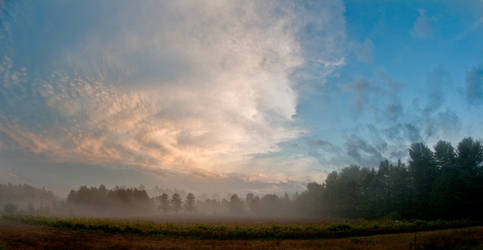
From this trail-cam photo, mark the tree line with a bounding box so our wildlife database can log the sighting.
[2,137,482,220]
[66,185,153,216]
[297,137,483,220]
[0,183,56,215]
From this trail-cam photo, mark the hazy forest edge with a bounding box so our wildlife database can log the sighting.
[1,137,482,221]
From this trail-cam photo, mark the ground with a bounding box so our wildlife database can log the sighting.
[0,218,482,249]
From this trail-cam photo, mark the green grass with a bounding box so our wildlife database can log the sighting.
[3,214,481,240]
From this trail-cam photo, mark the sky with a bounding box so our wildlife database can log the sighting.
[0,0,482,196]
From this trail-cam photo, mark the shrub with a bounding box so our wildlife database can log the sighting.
[327,223,353,232]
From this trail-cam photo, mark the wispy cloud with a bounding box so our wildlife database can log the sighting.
[453,16,483,41]
[465,66,483,105]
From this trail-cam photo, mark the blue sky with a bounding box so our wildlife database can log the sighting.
[286,0,483,171]
[0,0,482,195]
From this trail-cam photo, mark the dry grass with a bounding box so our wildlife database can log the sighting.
[0,218,482,249]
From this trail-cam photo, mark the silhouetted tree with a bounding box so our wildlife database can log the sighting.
[456,137,482,176]
[293,137,483,220]
[455,137,483,218]
[434,140,456,170]
[409,143,437,217]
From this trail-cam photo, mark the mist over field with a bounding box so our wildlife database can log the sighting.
[1,136,482,223]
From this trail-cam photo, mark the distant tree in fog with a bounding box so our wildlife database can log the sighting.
[3,203,17,214]
[185,193,196,212]
[0,183,56,205]
[158,193,170,214]
[66,185,152,215]
[171,193,182,213]
[229,194,244,214]
[200,198,221,215]
[245,193,259,214]
[27,202,35,214]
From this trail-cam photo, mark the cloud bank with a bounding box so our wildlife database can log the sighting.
[0,0,346,185]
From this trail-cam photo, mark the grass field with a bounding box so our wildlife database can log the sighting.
[2,214,481,240]
[0,217,482,250]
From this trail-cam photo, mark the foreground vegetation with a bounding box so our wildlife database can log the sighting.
[3,214,481,240]
[1,217,482,250]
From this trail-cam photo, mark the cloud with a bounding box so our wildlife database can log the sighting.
[424,67,450,114]
[302,138,352,169]
[344,135,385,167]
[307,139,340,153]
[453,16,483,41]
[300,65,462,168]
[411,9,434,39]
[403,123,423,143]
[385,103,403,121]
[345,78,381,113]
[424,109,461,138]
[465,65,483,105]
[0,150,308,196]
[0,0,346,183]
